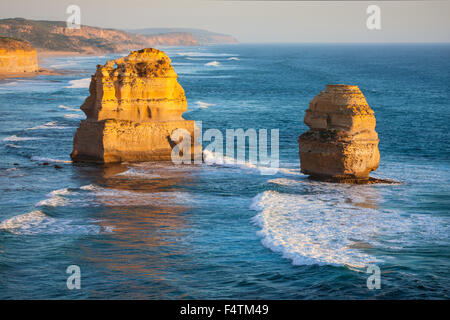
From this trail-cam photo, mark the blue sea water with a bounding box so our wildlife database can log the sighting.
[0,44,449,299]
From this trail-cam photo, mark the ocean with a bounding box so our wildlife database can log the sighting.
[0,44,449,299]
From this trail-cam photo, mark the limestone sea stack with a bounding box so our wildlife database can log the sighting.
[71,48,198,163]
[298,85,380,183]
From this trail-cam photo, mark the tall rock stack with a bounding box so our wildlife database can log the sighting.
[71,48,198,163]
[298,85,380,183]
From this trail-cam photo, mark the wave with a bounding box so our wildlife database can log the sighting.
[36,195,69,207]
[63,113,84,119]
[3,135,41,142]
[1,81,19,86]
[0,210,111,235]
[115,168,161,179]
[35,188,78,207]
[5,143,20,148]
[65,78,91,89]
[205,61,221,67]
[58,105,81,112]
[195,101,216,109]
[227,57,240,60]
[48,61,77,69]
[30,156,72,163]
[202,150,281,175]
[250,183,450,269]
[31,184,192,208]
[177,52,234,57]
[250,190,382,269]
[27,121,71,130]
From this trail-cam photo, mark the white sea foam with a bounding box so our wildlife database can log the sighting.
[64,113,84,119]
[48,61,77,69]
[250,182,450,269]
[30,156,72,163]
[2,81,19,86]
[227,57,240,60]
[115,168,161,179]
[50,188,78,196]
[195,101,216,109]
[59,105,81,112]
[79,183,191,207]
[0,211,49,234]
[0,210,108,235]
[202,150,279,175]
[5,143,20,148]
[35,188,78,207]
[27,121,70,130]
[3,135,40,142]
[177,52,233,57]
[250,190,384,269]
[79,184,96,191]
[205,61,221,67]
[36,195,69,207]
[65,78,91,89]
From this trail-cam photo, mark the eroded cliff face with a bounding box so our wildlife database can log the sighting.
[298,85,380,182]
[0,37,38,73]
[71,48,198,163]
[0,18,199,54]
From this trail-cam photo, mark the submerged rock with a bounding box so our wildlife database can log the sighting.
[71,48,198,163]
[298,85,380,183]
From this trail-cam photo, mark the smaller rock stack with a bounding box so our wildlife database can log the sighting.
[298,85,380,183]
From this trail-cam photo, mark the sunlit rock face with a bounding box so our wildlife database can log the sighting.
[298,85,380,182]
[71,48,198,163]
[0,37,39,73]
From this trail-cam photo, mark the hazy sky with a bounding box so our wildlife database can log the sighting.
[0,0,449,42]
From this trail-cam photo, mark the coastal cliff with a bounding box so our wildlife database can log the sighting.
[0,18,198,54]
[0,37,38,73]
[0,18,236,54]
[128,28,238,44]
[71,48,198,163]
[298,85,380,183]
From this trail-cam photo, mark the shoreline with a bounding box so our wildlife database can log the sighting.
[37,50,98,58]
[0,68,64,80]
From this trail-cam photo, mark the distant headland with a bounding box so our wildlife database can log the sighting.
[0,18,238,55]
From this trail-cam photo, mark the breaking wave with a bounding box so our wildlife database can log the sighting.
[195,101,216,109]
[31,156,72,163]
[5,143,20,148]
[202,150,283,175]
[63,113,84,119]
[32,184,192,209]
[115,168,161,179]
[59,105,81,112]
[250,180,449,269]
[205,61,221,67]
[3,135,41,142]
[27,121,71,130]
[0,210,110,235]
[177,52,234,57]
[65,78,90,89]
